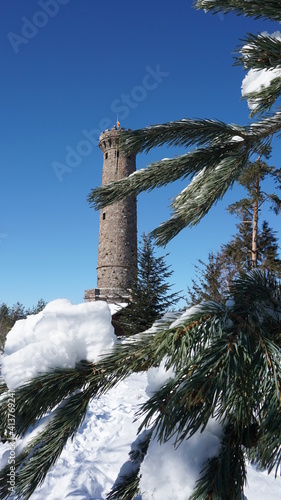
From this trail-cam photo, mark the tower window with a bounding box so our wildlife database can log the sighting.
[103,213,106,220]
[105,152,108,159]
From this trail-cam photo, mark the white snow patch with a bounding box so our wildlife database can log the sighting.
[108,302,128,315]
[146,359,175,397]
[230,135,244,142]
[1,299,115,389]
[242,68,281,110]
[170,303,205,328]
[140,418,223,500]
[241,31,281,110]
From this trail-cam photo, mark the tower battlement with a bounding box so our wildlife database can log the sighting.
[98,127,132,149]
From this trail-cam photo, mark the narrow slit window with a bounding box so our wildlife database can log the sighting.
[103,212,106,220]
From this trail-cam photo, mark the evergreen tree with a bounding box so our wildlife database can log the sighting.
[1,2,281,499]
[26,299,46,316]
[259,220,281,274]
[117,233,181,336]
[0,300,46,351]
[0,304,11,351]
[187,219,281,306]
[9,302,26,324]
[223,217,281,275]
[187,251,226,305]
[225,157,281,269]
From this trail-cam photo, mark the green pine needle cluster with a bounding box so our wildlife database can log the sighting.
[195,0,281,22]
[236,33,281,71]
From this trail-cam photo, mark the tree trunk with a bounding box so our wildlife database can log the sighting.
[251,176,259,268]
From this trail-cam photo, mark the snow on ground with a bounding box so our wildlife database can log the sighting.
[31,373,147,500]
[139,417,223,500]
[0,300,281,499]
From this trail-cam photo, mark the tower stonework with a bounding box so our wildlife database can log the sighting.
[84,127,137,303]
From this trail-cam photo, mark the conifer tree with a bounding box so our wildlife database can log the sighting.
[223,217,281,275]
[0,300,46,351]
[225,156,281,269]
[1,2,281,499]
[259,220,281,274]
[0,304,11,351]
[116,233,181,336]
[187,220,281,306]
[187,251,226,305]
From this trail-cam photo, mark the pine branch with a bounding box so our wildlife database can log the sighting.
[106,429,153,500]
[137,318,231,443]
[0,378,8,396]
[0,391,90,499]
[236,33,281,71]
[106,472,140,500]
[136,270,281,448]
[195,0,281,22]
[92,316,181,388]
[243,78,281,117]
[118,119,247,154]
[0,319,181,499]
[0,361,94,437]
[189,423,247,500]
[249,111,281,139]
[229,267,280,310]
[88,153,204,208]
[152,150,250,245]
[88,139,249,211]
[256,384,281,475]
[133,272,281,498]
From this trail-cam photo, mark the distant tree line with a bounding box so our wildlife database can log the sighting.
[0,299,46,351]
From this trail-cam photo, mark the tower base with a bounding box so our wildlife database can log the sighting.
[84,288,130,304]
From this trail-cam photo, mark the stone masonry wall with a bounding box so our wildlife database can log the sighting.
[85,127,137,302]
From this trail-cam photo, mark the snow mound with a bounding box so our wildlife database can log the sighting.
[1,299,115,390]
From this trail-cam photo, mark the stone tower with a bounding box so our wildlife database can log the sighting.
[84,127,137,303]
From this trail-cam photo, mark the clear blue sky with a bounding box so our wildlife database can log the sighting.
[1,0,281,308]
